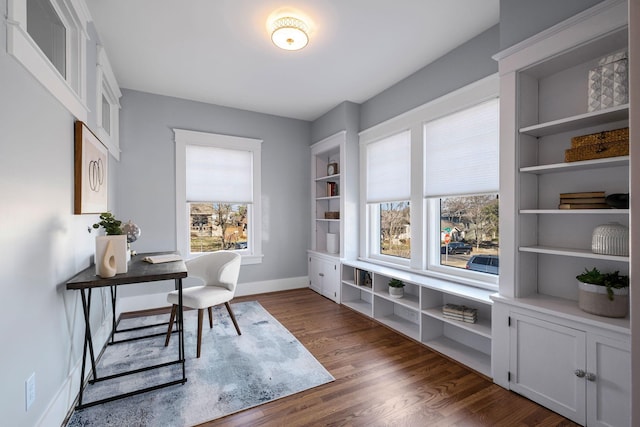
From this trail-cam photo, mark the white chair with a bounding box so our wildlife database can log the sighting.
[165,251,242,358]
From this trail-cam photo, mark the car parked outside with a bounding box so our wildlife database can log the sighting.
[440,242,473,255]
[465,255,499,275]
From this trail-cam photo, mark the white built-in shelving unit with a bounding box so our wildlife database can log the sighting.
[341,260,494,377]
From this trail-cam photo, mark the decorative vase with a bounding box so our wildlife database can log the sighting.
[591,222,629,256]
[577,281,629,318]
[95,235,128,275]
[326,233,339,254]
[388,286,404,299]
[98,240,117,278]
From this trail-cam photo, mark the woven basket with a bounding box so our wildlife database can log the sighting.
[570,127,628,148]
[565,140,629,162]
[324,211,340,219]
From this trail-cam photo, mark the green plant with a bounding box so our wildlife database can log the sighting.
[576,267,629,301]
[388,278,405,288]
[92,212,123,235]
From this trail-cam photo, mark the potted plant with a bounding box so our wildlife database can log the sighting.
[576,267,629,318]
[92,212,128,275]
[388,278,405,299]
[92,212,123,235]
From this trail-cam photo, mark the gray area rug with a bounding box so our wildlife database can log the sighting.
[66,301,334,426]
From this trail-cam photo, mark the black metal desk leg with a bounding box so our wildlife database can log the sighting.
[110,285,117,344]
[78,288,98,406]
[177,277,186,379]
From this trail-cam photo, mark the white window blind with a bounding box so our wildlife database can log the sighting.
[366,130,411,203]
[423,98,499,197]
[186,145,253,203]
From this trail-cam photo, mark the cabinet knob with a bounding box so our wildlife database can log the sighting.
[585,372,596,382]
[319,273,324,277]
[574,369,586,378]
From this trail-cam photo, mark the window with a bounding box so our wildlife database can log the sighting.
[425,98,499,283]
[96,46,122,159]
[359,74,499,288]
[8,0,89,120]
[364,130,411,264]
[174,129,263,264]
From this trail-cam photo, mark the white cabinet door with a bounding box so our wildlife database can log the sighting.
[309,256,322,294]
[586,334,631,427]
[509,313,586,425]
[321,260,339,303]
[308,255,340,303]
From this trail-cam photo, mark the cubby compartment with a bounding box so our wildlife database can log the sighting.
[373,295,420,341]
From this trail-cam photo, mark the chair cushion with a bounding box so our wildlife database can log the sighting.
[167,286,234,309]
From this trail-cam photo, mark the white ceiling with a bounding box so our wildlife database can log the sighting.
[86,0,500,121]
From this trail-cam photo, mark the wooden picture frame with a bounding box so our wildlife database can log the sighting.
[74,121,108,214]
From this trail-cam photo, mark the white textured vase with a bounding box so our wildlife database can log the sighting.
[326,233,339,254]
[591,221,629,256]
[95,235,128,275]
[578,281,629,318]
[388,286,404,299]
[98,240,117,278]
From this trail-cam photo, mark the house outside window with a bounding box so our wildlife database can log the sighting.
[174,129,263,264]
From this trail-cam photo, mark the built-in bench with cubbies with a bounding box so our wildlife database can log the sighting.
[341,260,494,378]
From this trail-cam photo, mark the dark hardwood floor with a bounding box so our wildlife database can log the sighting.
[183,288,579,427]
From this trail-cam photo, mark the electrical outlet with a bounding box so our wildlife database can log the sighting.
[25,372,35,411]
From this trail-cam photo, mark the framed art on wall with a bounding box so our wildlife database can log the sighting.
[74,121,108,214]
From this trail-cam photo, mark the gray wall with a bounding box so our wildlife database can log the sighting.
[359,25,500,130]
[115,90,311,299]
[499,0,604,50]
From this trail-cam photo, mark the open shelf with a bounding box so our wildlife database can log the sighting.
[422,307,492,339]
[424,336,491,377]
[520,156,629,174]
[519,104,628,137]
[519,245,629,262]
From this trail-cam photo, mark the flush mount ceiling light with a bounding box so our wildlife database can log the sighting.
[270,16,309,51]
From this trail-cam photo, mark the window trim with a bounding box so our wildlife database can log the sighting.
[174,129,263,264]
[358,74,499,288]
[7,0,89,120]
[95,45,122,159]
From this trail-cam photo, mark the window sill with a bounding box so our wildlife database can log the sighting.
[357,256,499,293]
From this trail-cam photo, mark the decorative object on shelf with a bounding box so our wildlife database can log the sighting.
[98,239,117,278]
[326,233,339,254]
[122,220,142,256]
[558,191,608,209]
[388,278,405,299]
[92,212,128,274]
[588,49,628,112]
[324,211,340,219]
[326,181,338,197]
[74,121,109,214]
[442,304,478,324]
[327,162,338,176]
[564,127,629,162]
[354,268,372,288]
[605,193,629,209]
[591,221,629,256]
[576,267,629,318]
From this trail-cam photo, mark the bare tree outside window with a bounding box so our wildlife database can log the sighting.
[380,201,410,259]
[189,203,248,253]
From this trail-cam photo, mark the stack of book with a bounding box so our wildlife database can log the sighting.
[442,304,477,324]
[558,191,609,209]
